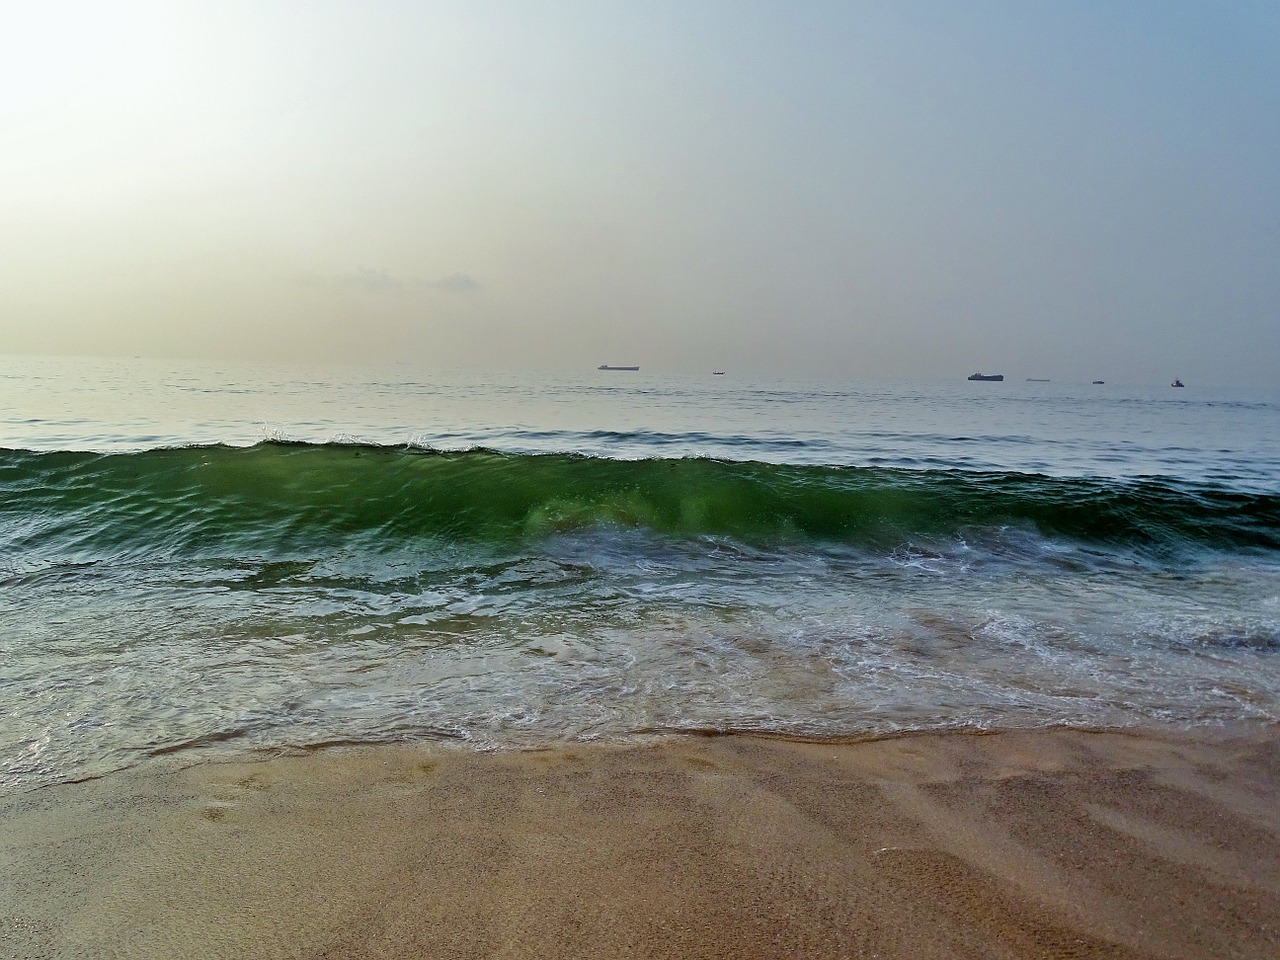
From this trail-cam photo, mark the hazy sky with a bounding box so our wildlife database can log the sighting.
[2,1,1277,383]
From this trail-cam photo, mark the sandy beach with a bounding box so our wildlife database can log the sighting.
[2,726,1278,960]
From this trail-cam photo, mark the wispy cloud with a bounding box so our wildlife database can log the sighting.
[294,269,482,296]
[349,268,406,295]
[428,272,481,293]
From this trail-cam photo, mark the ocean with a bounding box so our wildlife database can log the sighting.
[2,354,1278,790]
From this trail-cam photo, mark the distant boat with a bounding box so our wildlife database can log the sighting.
[967,373,1004,381]
[712,371,725,376]
[598,364,639,371]
[1171,379,1184,387]
[1026,378,1050,382]
[1092,380,1105,384]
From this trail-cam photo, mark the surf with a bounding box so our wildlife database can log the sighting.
[2,442,1277,564]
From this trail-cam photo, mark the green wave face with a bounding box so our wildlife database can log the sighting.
[1,443,1277,562]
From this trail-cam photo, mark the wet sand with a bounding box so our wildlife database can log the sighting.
[2,726,1278,959]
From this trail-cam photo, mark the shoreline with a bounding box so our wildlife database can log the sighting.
[3,725,1278,959]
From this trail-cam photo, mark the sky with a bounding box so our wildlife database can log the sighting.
[1,1,1277,384]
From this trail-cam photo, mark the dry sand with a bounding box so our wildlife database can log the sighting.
[2,726,1278,959]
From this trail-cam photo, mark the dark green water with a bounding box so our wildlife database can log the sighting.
[4,443,1277,560]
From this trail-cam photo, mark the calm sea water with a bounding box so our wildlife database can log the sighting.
[2,355,1278,789]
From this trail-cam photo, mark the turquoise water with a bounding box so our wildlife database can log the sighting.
[2,355,1278,788]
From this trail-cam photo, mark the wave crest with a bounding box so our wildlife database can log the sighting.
[1,442,1276,560]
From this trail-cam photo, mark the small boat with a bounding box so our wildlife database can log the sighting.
[598,364,639,371]
[967,373,1004,381]
[1171,379,1185,387]
[1092,380,1105,385]
[1026,378,1050,382]
[712,371,725,376]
